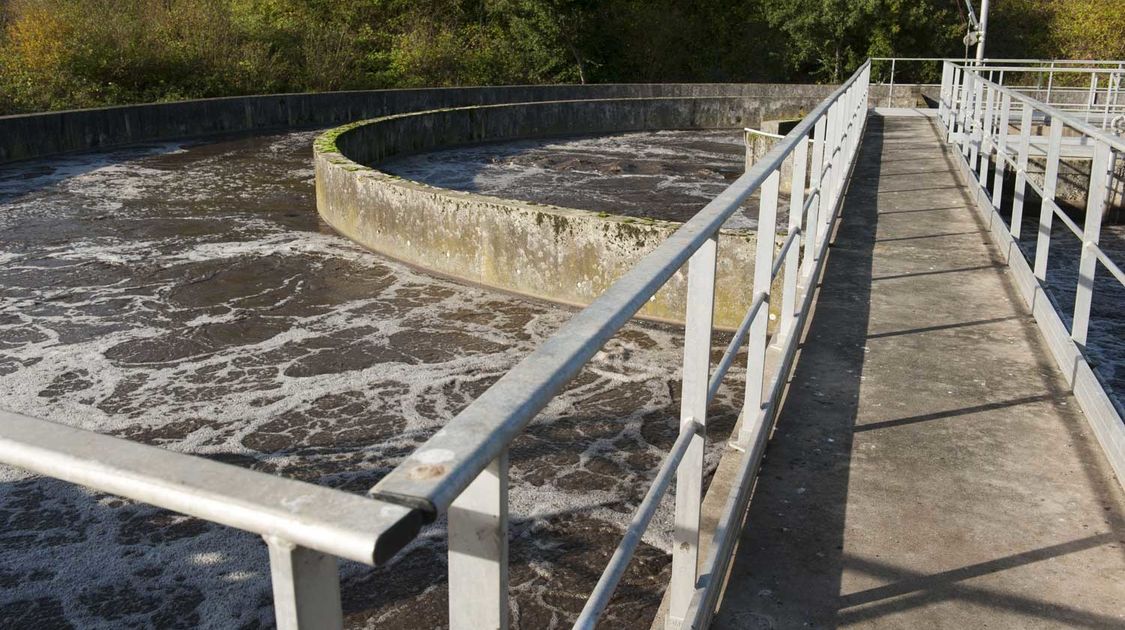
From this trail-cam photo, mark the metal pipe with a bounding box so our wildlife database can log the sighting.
[975,0,990,63]
[706,292,769,404]
[0,409,422,566]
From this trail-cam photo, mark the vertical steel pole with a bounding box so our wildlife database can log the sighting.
[1011,100,1033,240]
[991,91,1011,213]
[265,537,344,630]
[961,70,975,158]
[817,108,836,252]
[1086,74,1098,125]
[949,65,963,141]
[1071,140,1112,348]
[975,0,990,63]
[1033,117,1065,282]
[1046,62,1056,105]
[889,58,896,107]
[970,76,984,167]
[979,83,995,182]
[825,102,842,241]
[739,169,781,447]
[449,452,509,630]
[803,117,827,276]
[668,235,716,628]
[780,137,809,343]
[940,61,953,133]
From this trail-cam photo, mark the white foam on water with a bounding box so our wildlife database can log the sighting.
[0,129,744,627]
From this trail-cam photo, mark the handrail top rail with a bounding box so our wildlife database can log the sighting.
[871,56,1125,65]
[955,62,1125,153]
[955,64,1125,74]
[0,408,422,566]
[369,59,874,517]
[744,126,785,140]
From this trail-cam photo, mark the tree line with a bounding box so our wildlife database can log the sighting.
[0,0,1122,115]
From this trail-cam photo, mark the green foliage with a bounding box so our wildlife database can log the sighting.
[0,0,1120,115]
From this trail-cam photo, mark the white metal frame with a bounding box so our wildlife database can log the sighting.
[940,60,1125,488]
[871,57,1125,121]
[369,60,871,629]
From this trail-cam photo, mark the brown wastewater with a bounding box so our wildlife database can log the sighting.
[0,129,749,628]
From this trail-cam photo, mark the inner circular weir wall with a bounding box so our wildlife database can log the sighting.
[315,91,833,327]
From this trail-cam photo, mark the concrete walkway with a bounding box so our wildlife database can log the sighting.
[713,114,1125,629]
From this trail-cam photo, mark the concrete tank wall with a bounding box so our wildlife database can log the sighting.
[0,83,835,164]
[315,95,834,328]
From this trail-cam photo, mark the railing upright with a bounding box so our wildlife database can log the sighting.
[738,169,780,447]
[448,451,509,630]
[970,76,984,166]
[668,235,717,627]
[1011,102,1033,240]
[991,92,1012,217]
[265,536,344,630]
[980,84,996,182]
[780,137,809,342]
[803,117,827,277]
[1033,117,1064,282]
[1072,140,1113,349]
[960,70,974,159]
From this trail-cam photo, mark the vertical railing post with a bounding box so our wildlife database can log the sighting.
[824,102,841,243]
[889,58,896,107]
[992,92,1011,214]
[265,536,344,630]
[1033,116,1065,283]
[1011,101,1034,240]
[780,136,809,342]
[817,108,836,252]
[1045,61,1056,105]
[979,83,996,183]
[667,235,717,628]
[1071,140,1112,348]
[449,451,509,630]
[940,61,953,133]
[1086,74,1098,125]
[803,116,827,276]
[970,76,984,168]
[739,168,780,447]
[960,70,975,158]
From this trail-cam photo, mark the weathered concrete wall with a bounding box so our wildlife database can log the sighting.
[0,83,835,164]
[315,97,817,327]
[868,83,940,108]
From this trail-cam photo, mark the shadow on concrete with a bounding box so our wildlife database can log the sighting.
[835,533,1122,629]
[711,114,884,629]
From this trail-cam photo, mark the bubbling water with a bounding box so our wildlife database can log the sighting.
[0,130,746,628]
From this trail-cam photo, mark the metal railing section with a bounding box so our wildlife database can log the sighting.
[939,60,1125,486]
[368,61,871,629]
[0,63,873,629]
[0,408,425,630]
[871,57,1125,122]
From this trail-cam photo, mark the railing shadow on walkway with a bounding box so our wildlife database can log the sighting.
[708,114,885,629]
[712,113,1125,629]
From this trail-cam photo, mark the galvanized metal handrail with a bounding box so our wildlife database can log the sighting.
[0,62,873,629]
[364,60,871,629]
[871,57,1125,118]
[0,408,423,629]
[940,60,1125,488]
